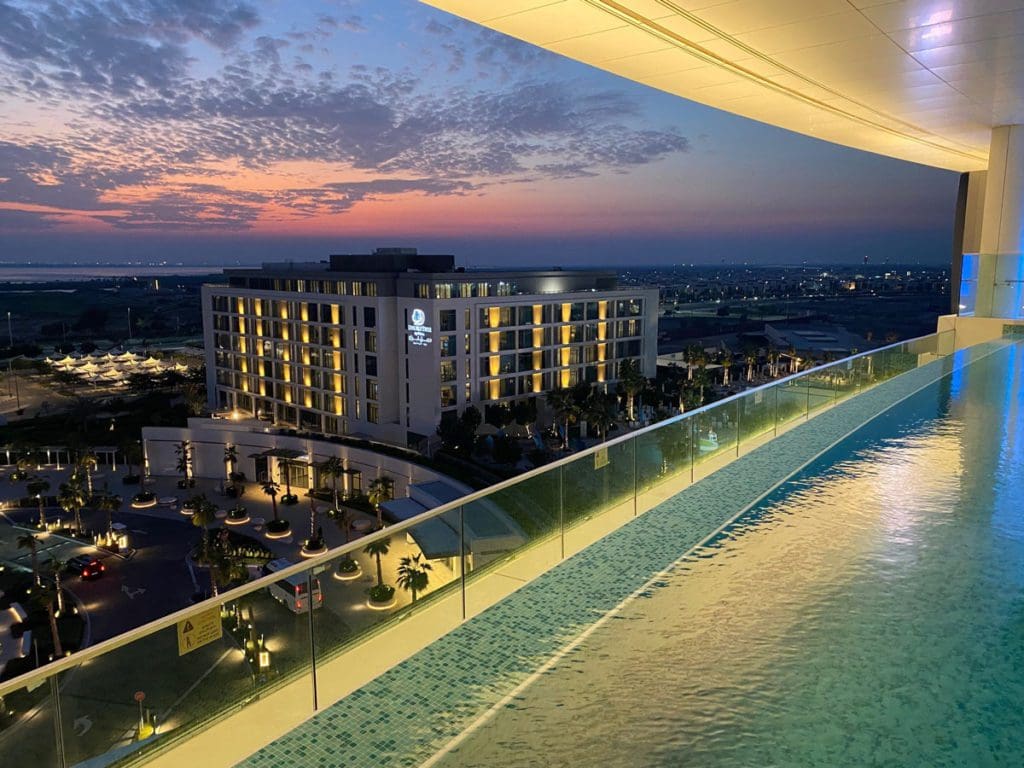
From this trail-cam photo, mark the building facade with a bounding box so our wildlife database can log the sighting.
[203,249,658,448]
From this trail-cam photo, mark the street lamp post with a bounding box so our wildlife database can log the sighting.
[6,311,12,348]
[127,307,133,342]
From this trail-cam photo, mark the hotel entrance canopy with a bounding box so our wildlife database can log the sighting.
[422,0,1024,173]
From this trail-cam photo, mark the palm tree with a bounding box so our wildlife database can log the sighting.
[17,532,41,585]
[333,505,354,543]
[26,476,50,528]
[77,450,98,499]
[48,558,67,613]
[693,366,712,405]
[98,491,120,536]
[363,536,391,587]
[57,477,87,534]
[278,459,295,502]
[318,456,344,510]
[743,346,758,382]
[545,387,576,450]
[719,354,732,386]
[584,390,617,442]
[618,359,646,422]
[367,477,393,530]
[262,479,289,535]
[223,444,238,480]
[31,578,64,659]
[175,440,192,487]
[122,440,143,483]
[189,493,219,594]
[767,347,781,378]
[303,497,325,554]
[396,553,432,603]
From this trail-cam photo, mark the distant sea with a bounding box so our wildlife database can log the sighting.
[0,264,224,283]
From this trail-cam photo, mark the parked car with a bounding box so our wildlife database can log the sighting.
[67,555,106,580]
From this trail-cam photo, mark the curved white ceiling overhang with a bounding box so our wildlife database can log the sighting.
[423,0,1024,172]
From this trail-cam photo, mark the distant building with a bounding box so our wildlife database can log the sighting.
[203,248,657,449]
[758,324,868,359]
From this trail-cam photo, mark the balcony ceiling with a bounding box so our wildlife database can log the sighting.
[421,0,1024,172]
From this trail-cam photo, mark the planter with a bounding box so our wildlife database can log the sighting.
[300,537,327,557]
[333,558,361,581]
[225,507,249,525]
[176,478,196,490]
[367,584,396,610]
[281,494,299,506]
[130,491,157,509]
[264,519,291,539]
[225,486,240,499]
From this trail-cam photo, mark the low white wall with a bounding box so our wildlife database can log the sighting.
[937,314,1024,349]
[141,419,461,498]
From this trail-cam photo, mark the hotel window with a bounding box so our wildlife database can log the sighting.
[440,385,456,408]
[364,331,377,353]
[440,335,456,357]
[367,379,379,401]
[363,307,376,328]
[439,309,457,332]
[459,283,473,298]
[464,308,471,329]
[351,281,363,297]
[477,282,490,297]
[440,360,456,382]
[365,282,378,297]
[434,283,454,299]
[366,402,378,424]
[616,298,643,317]
[415,283,429,299]
[365,355,378,377]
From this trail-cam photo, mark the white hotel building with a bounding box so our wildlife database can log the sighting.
[203,249,658,450]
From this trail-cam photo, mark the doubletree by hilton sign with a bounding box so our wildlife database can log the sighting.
[407,308,433,347]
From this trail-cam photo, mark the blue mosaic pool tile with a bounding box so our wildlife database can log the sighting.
[240,343,1006,768]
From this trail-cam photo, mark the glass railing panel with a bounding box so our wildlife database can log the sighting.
[311,518,465,700]
[0,677,62,767]
[562,439,635,557]
[57,591,314,768]
[805,366,837,414]
[737,383,776,448]
[774,376,808,431]
[693,399,737,471]
[463,469,562,619]
[635,417,692,497]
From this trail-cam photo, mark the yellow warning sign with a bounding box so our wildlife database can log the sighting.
[177,606,222,656]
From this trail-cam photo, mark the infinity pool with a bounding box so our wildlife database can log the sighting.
[439,342,1024,767]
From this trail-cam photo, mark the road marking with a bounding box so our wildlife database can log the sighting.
[122,585,146,600]
[74,715,93,736]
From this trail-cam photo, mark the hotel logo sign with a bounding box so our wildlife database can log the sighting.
[407,308,433,347]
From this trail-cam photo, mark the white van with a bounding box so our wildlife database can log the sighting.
[264,558,324,614]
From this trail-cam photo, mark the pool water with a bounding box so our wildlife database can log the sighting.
[439,342,1024,767]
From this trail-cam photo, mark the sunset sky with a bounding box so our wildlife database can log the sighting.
[0,0,960,266]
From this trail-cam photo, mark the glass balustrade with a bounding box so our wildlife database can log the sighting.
[0,332,960,767]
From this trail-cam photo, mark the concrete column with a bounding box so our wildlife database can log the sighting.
[974,125,1024,317]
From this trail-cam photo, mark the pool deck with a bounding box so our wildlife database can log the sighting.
[241,344,1004,768]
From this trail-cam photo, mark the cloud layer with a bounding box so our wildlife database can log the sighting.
[0,0,690,232]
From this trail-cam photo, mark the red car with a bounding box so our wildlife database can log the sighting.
[67,555,106,580]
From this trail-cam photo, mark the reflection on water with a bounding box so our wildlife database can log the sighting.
[441,344,1024,768]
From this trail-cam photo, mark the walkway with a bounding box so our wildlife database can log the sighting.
[235,344,999,767]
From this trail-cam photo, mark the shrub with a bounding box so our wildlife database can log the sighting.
[369,584,394,603]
